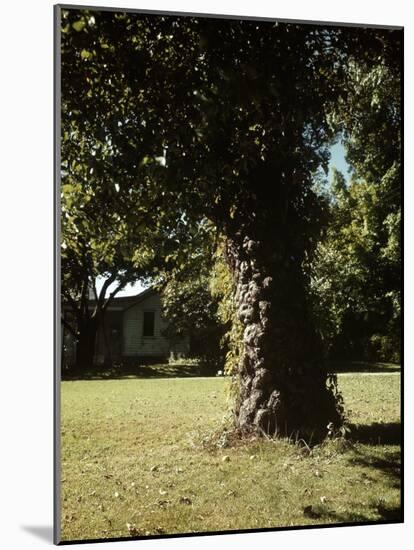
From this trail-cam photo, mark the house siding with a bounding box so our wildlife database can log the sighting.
[122,293,170,357]
[62,288,190,366]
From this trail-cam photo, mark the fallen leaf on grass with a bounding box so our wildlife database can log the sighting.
[126,522,141,536]
[303,505,321,519]
[222,455,230,462]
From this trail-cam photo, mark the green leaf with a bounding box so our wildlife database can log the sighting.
[72,20,86,32]
[62,183,74,194]
[81,49,91,60]
[139,156,151,167]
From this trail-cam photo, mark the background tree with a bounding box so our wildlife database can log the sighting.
[159,221,227,370]
[61,9,193,369]
[61,169,168,369]
[311,35,402,363]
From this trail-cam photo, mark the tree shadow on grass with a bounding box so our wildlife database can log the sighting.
[304,433,402,526]
[343,422,401,494]
[329,360,400,373]
[348,422,402,446]
[62,362,222,380]
[351,447,401,483]
[306,504,402,525]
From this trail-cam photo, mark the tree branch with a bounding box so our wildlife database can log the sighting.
[97,273,118,310]
[102,281,126,312]
[80,276,90,318]
[62,288,82,320]
[61,315,78,338]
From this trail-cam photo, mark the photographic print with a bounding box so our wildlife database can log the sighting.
[55,4,402,544]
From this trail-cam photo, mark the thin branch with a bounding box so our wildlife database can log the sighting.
[91,278,101,318]
[61,315,78,338]
[62,288,82,320]
[97,273,118,310]
[80,273,94,321]
[102,281,126,312]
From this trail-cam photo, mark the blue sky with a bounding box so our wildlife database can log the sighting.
[97,142,351,298]
[328,141,351,183]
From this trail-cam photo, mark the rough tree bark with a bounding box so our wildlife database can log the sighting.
[225,225,342,441]
[75,318,98,371]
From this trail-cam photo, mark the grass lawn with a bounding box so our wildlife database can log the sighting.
[60,369,401,541]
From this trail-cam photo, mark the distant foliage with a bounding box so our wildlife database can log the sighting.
[159,222,227,371]
[311,173,400,362]
[311,34,401,364]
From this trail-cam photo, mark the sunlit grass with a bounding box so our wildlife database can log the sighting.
[60,371,401,541]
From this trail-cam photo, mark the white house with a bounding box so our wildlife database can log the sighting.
[63,287,189,366]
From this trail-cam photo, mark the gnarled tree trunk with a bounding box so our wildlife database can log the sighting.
[226,231,342,441]
[75,318,98,371]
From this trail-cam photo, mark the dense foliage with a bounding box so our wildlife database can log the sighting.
[61,9,200,367]
[311,38,401,363]
[158,222,227,370]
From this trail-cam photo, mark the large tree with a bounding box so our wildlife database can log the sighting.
[60,8,401,437]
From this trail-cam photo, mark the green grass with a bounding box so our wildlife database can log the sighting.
[60,372,401,541]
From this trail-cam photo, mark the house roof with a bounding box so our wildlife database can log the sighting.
[63,286,159,314]
[92,286,158,311]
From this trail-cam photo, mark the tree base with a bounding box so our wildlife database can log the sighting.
[235,372,343,442]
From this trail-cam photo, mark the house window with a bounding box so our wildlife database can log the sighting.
[143,311,155,337]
